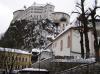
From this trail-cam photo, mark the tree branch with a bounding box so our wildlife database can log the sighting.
[71,11,81,15]
[95,15,100,19]
[76,5,82,10]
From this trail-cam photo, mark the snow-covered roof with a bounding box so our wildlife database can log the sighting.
[44,42,52,50]
[0,47,31,55]
[32,48,51,54]
[32,48,40,53]
[21,68,48,71]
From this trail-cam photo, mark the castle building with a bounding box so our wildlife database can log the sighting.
[12,2,55,22]
[12,3,70,33]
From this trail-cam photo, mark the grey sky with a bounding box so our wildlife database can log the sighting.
[0,0,100,34]
[0,0,76,34]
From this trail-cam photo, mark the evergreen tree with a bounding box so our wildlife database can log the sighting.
[0,19,57,50]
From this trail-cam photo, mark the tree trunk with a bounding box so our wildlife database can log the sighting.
[91,15,99,61]
[81,0,90,58]
[80,31,84,58]
[84,28,90,58]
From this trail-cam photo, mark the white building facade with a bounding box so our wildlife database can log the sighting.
[45,25,95,58]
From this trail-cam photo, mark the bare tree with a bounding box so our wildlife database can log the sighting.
[72,0,90,58]
[1,48,16,74]
[89,0,100,61]
[77,19,85,58]
[80,0,90,58]
[73,0,100,60]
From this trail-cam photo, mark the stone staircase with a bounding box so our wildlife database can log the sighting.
[55,62,100,74]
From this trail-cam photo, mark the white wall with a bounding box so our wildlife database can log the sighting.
[46,28,95,58]
[88,31,95,56]
[52,30,71,56]
[71,30,81,53]
[71,29,95,57]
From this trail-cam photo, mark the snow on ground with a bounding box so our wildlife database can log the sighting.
[52,58,96,64]
[32,48,41,53]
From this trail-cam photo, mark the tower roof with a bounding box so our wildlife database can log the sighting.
[32,2,46,7]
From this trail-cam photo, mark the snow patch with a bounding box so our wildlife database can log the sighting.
[32,48,41,53]
[0,47,31,54]
[21,68,48,71]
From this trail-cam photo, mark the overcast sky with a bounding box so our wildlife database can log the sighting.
[0,0,100,34]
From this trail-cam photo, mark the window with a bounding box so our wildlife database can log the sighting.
[26,58,27,62]
[50,10,52,12]
[22,66,24,69]
[30,15,32,17]
[60,40,63,51]
[22,57,24,62]
[63,24,65,30]
[67,36,71,48]
[19,57,21,61]
[16,57,18,61]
